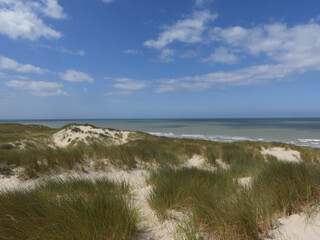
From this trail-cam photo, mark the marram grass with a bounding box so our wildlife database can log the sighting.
[148,162,320,240]
[0,178,139,240]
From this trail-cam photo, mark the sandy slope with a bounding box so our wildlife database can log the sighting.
[52,125,130,147]
[261,147,302,163]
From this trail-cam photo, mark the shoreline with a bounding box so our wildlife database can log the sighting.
[1,118,320,148]
[148,131,320,148]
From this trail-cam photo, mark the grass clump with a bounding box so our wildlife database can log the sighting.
[0,144,88,178]
[148,162,320,239]
[0,123,56,144]
[148,167,266,239]
[148,167,235,217]
[252,161,320,216]
[204,145,220,165]
[221,143,264,177]
[0,178,138,240]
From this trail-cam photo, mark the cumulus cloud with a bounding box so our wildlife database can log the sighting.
[104,77,148,95]
[0,56,47,74]
[0,0,65,40]
[5,79,66,96]
[154,18,320,92]
[59,69,94,83]
[144,10,218,49]
[210,22,320,70]
[35,0,66,19]
[203,47,238,64]
[111,78,148,90]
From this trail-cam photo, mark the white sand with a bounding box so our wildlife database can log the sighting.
[120,131,130,144]
[185,155,206,168]
[267,212,320,240]
[261,147,302,163]
[52,125,130,147]
[184,155,216,172]
[216,159,230,169]
[237,177,252,188]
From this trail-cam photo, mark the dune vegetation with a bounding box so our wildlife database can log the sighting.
[147,162,320,239]
[1,123,320,239]
[0,178,138,240]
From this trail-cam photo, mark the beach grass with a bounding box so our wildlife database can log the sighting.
[251,161,320,216]
[0,123,56,144]
[147,167,264,239]
[147,162,320,239]
[0,178,139,240]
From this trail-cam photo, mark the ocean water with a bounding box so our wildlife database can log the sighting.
[1,118,320,148]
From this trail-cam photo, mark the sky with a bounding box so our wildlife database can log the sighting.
[0,0,320,119]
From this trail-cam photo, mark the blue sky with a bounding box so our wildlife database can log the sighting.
[0,0,320,119]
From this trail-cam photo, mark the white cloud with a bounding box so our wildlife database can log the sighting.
[0,56,47,74]
[152,18,320,93]
[55,47,86,56]
[105,90,137,96]
[0,0,65,40]
[5,79,66,96]
[14,75,30,80]
[38,44,86,56]
[105,77,148,95]
[144,10,218,49]
[154,63,293,93]
[211,21,320,71]
[59,69,94,83]
[180,50,199,59]
[203,47,238,64]
[195,0,213,7]
[35,0,66,19]
[111,78,148,90]
[158,49,176,62]
[122,49,143,55]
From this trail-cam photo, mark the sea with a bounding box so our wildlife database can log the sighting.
[1,118,320,148]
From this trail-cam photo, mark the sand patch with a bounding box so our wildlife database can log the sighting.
[267,212,320,240]
[184,155,216,171]
[261,147,302,163]
[237,177,252,188]
[120,131,130,144]
[216,159,230,169]
[185,155,206,168]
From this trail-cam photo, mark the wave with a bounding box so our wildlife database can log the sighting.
[148,132,320,148]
